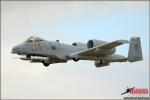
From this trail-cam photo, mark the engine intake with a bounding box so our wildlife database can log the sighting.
[87,39,116,55]
[87,39,107,48]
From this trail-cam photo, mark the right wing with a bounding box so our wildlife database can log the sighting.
[69,39,129,57]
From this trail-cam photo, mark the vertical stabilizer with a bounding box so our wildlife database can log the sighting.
[128,37,143,62]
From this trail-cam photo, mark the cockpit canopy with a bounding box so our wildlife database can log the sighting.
[25,36,44,43]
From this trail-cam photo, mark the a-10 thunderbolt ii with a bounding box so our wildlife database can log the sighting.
[11,36,143,67]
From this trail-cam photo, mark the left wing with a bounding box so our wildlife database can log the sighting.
[69,39,129,57]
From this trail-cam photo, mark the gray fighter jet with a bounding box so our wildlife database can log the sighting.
[11,36,143,67]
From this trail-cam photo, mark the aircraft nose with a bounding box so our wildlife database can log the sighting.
[11,46,20,54]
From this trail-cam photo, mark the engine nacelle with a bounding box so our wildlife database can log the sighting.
[87,39,116,55]
[72,42,87,47]
[87,39,107,48]
[95,61,109,68]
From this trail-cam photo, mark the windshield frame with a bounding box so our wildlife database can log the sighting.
[25,36,44,43]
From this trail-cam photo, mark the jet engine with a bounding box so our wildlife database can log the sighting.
[87,39,116,55]
[87,39,107,48]
[95,61,109,68]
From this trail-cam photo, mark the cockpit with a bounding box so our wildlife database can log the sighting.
[25,36,44,43]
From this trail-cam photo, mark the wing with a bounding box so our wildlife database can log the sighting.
[70,39,129,57]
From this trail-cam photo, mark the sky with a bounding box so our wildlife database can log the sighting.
[1,1,149,99]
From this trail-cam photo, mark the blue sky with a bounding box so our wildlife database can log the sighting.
[1,1,149,99]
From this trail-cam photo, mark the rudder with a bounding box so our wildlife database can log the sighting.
[128,37,143,62]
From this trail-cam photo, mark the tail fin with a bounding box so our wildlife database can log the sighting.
[128,37,143,62]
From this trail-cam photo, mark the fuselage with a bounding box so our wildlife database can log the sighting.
[11,40,116,61]
[12,40,86,60]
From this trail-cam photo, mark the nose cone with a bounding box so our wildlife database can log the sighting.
[11,45,21,54]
